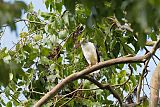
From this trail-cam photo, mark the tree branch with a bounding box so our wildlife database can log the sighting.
[1,18,47,28]
[82,76,123,107]
[54,87,99,106]
[146,41,156,46]
[34,51,153,107]
[122,96,147,107]
[136,39,160,104]
[59,92,76,107]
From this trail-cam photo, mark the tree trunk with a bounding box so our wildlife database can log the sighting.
[149,63,160,107]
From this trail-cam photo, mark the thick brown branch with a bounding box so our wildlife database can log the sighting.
[34,53,151,107]
[82,76,123,107]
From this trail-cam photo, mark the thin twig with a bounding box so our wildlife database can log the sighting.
[1,19,46,28]
[145,77,150,90]
[8,85,21,103]
[112,64,133,88]
[152,56,157,65]
[31,90,45,95]
[59,96,75,107]
[82,76,123,107]
[123,85,137,103]
[54,88,99,105]
[107,16,133,32]
[54,83,83,107]
[154,54,160,61]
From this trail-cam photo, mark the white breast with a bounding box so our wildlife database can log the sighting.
[81,42,98,65]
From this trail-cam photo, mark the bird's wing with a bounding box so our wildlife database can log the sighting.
[88,42,98,64]
[95,45,100,62]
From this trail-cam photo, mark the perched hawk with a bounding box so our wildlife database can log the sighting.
[80,38,100,74]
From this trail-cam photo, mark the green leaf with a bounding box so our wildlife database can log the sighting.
[28,2,34,12]
[62,12,69,26]
[142,97,149,106]
[49,64,56,71]
[123,44,135,55]
[0,47,7,59]
[95,28,105,47]
[138,33,147,48]
[64,0,75,14]
[55,2,63,13]
[130,75,136,86]
[15,1,27,11]
[0,60,10,87]
[23,59,34,68]
[33,35,42,41]
[131,63,137,71]
[118,70,126,80]
[148,32,157,41]
[6,101,12,107]
[66,37,74,51]
[28,52,37,61]
[44,0,49,9]
[40,47,50,56]
[59,30,68,39]
[23,45,32,53]
[40,56,50,65]
[0,95,6,106]
[111,41,120,57]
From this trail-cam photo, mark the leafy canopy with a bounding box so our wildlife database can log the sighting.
[0,0,160,106]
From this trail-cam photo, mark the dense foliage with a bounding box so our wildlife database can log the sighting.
[0,0,160,106]
[0,0,27,31]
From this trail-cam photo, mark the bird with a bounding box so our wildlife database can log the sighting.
[80,38,100,75]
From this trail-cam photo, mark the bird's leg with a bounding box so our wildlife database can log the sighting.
[86,64,91,69]
[86,64,92,69]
